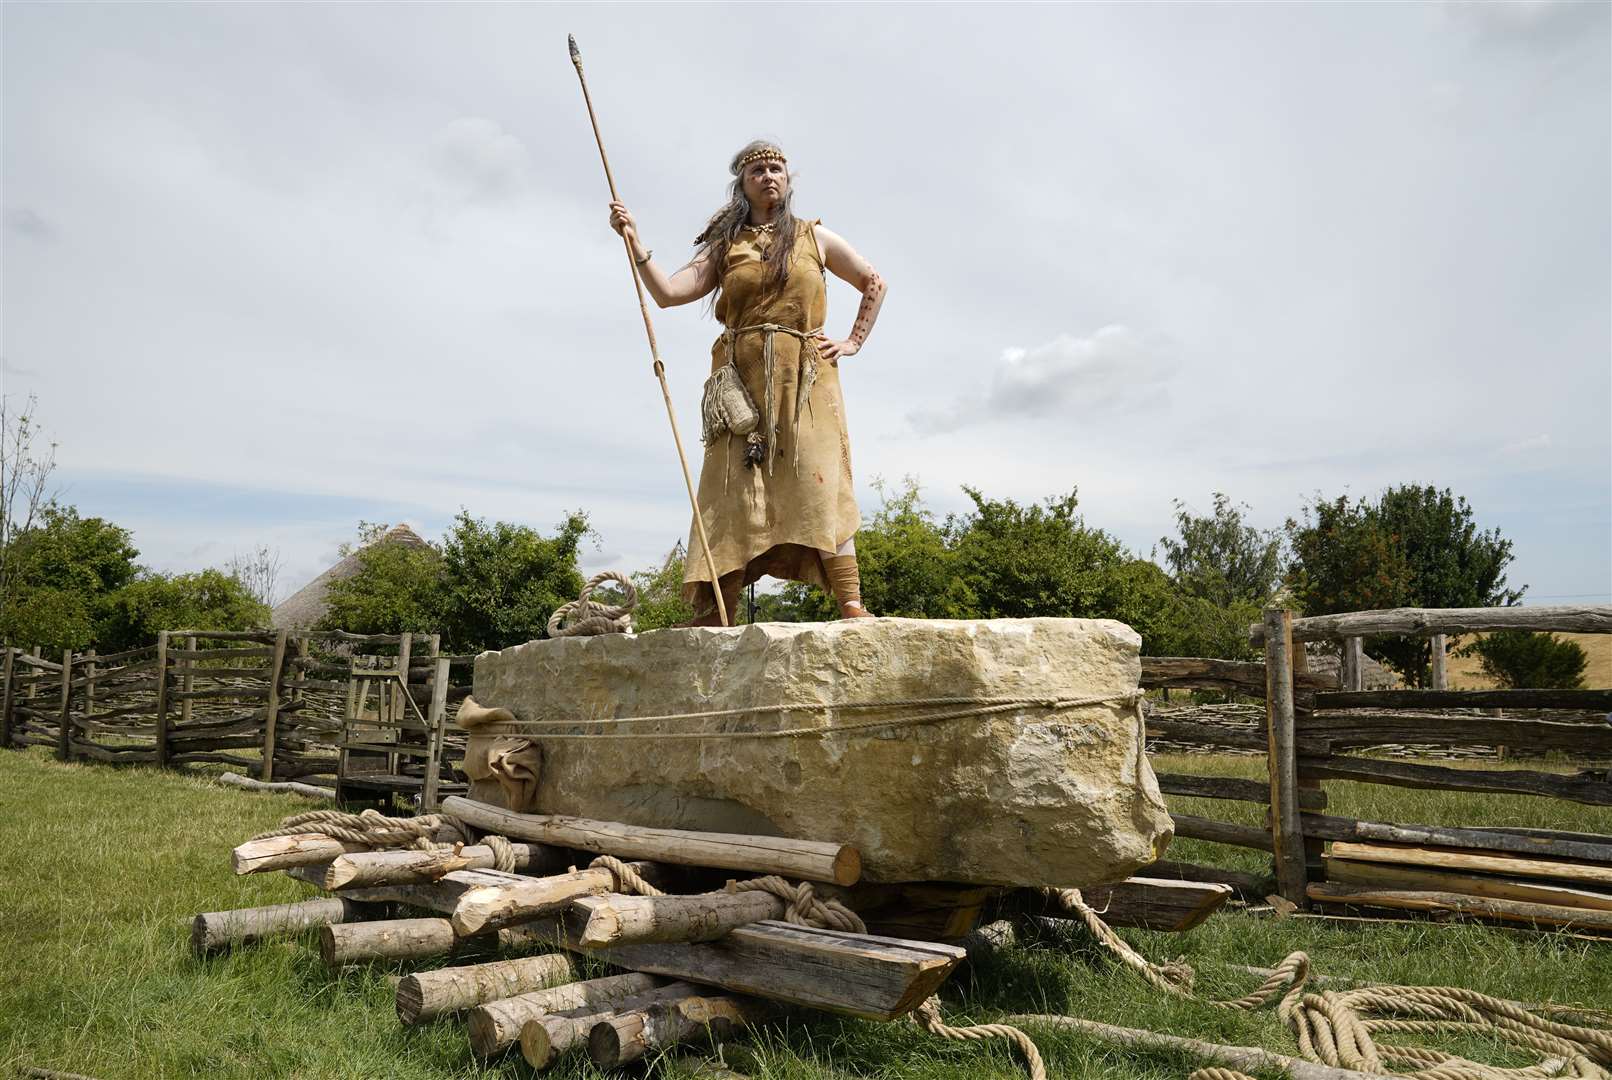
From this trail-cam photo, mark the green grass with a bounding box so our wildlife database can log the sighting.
[2,748,1609,1079]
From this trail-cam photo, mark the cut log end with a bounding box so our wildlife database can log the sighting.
[586,1015,641,1068]
[519,1017,560,1070]
[394,975,426,1026]
[832,846,862,887]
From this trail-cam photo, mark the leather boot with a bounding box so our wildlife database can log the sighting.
[824,554,875,619]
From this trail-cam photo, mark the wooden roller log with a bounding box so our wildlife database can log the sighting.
[441,796,861,885]
[233,833,367,874]
[468,971,663,1058]
[1012,878,1234,933]
[319,916,539,968]
[574,889,785,948]
[395,952,575,1025]
[324,842,569,889]
[588,992,776,1067]
[451,863,660,937]
[518,981,701,1070]
[191,897,374,954]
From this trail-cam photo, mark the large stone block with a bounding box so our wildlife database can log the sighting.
[465,618,1173,887]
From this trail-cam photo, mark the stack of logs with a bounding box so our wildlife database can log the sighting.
[196,797,1238,1071]
[1312,838,1612,934]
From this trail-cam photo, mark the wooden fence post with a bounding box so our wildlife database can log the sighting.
[1430,633,1448,690]
[1,648,14,750]
[83,649,97,720]
[180,634,197,729]
[26,645,40,702]
[153,632,171,768]
[261,629,289,781]
[1341,636,1363,691]
[56,648,74,761]
[1263,608,1308,904]
[422,656,451,812]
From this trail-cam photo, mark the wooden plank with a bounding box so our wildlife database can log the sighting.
[1017,878,1233,932]
[551,908,964,1021]
[441,796,862,886]
[168,629,278,642]
[261,629,288,782]
[1251,604,1612,645]
[1325,858,1612,912]
[1299,756,1612,806]
[1264,608,1307,904]
[170,686,271,702]
[1299,814,1612,863]
[55,649,73,761]
[1429,633,1448,690]
[1299,712,1610,754]
[1315,688,1612,711]
[1328,841,1612,887]
[153,632,170,769]
[1136,859,1271,899]
[1156,772,1326,809]
[1146,718,1330,756]
[1305,882,1612,932]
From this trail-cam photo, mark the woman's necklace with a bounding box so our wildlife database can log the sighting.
[746,220,777,236]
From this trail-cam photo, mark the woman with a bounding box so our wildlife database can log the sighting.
[608,140,888,624]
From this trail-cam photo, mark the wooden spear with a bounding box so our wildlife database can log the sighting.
[568,34,728,626]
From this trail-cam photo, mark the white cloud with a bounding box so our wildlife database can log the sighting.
[1498,434,1552,455]
[428,116,534,203]
[909,326,1177,434]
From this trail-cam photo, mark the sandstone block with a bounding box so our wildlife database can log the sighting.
[464,618,1172,887]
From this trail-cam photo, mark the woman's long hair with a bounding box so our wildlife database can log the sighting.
[694,139,798,312]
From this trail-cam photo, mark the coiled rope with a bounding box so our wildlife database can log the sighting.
[547,570,637,638]
[914,887,1612,1080]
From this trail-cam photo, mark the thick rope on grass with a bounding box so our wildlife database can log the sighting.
[914,888,1612,1080]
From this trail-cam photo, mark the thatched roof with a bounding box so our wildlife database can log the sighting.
[271,524,430,631]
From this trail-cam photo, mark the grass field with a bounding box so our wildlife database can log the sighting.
[2,748,1609,1080]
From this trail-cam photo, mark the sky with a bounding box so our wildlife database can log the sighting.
[3,1,1608,609]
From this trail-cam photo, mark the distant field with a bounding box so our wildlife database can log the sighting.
[1445,631,1612,690]
[3,749,1609,1080]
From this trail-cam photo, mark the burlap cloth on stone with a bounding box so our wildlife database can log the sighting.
[458,696,542,810]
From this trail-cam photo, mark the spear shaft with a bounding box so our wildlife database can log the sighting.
[568,35,728,626]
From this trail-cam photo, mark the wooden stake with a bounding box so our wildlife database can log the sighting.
[567,34,726,626]
[450,864,659,936]
[153,632,171,768]
[261,629,288,781]
[55,648,73,761]
[0,647,13,750]
[422,655,449,811]
[1263,607,1308,904]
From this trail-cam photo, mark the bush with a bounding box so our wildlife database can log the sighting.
[1462,630,1588,689]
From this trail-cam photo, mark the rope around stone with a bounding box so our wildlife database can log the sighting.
[912,888,1612,1080]
[547,570,637,638]
[473,692,1135,744]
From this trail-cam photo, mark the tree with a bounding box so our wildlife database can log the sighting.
[626,543,695,632]
[948,487,1128,619]
[96,570,269,653]
[0,393,58,631]
[1461,631,1587,690]
[318,531,445,640]
[437,510,590,651]
[0,505,140,650]
[1156,493,1283,608]
[1286,486,1522,685]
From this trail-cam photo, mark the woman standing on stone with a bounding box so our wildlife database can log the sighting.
[608,140,888,624]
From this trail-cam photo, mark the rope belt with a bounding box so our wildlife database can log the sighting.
[719,322,824,476]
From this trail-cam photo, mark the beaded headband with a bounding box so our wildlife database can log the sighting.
[734,146,786,172]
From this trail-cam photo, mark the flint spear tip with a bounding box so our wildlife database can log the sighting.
[568,34,580,61]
